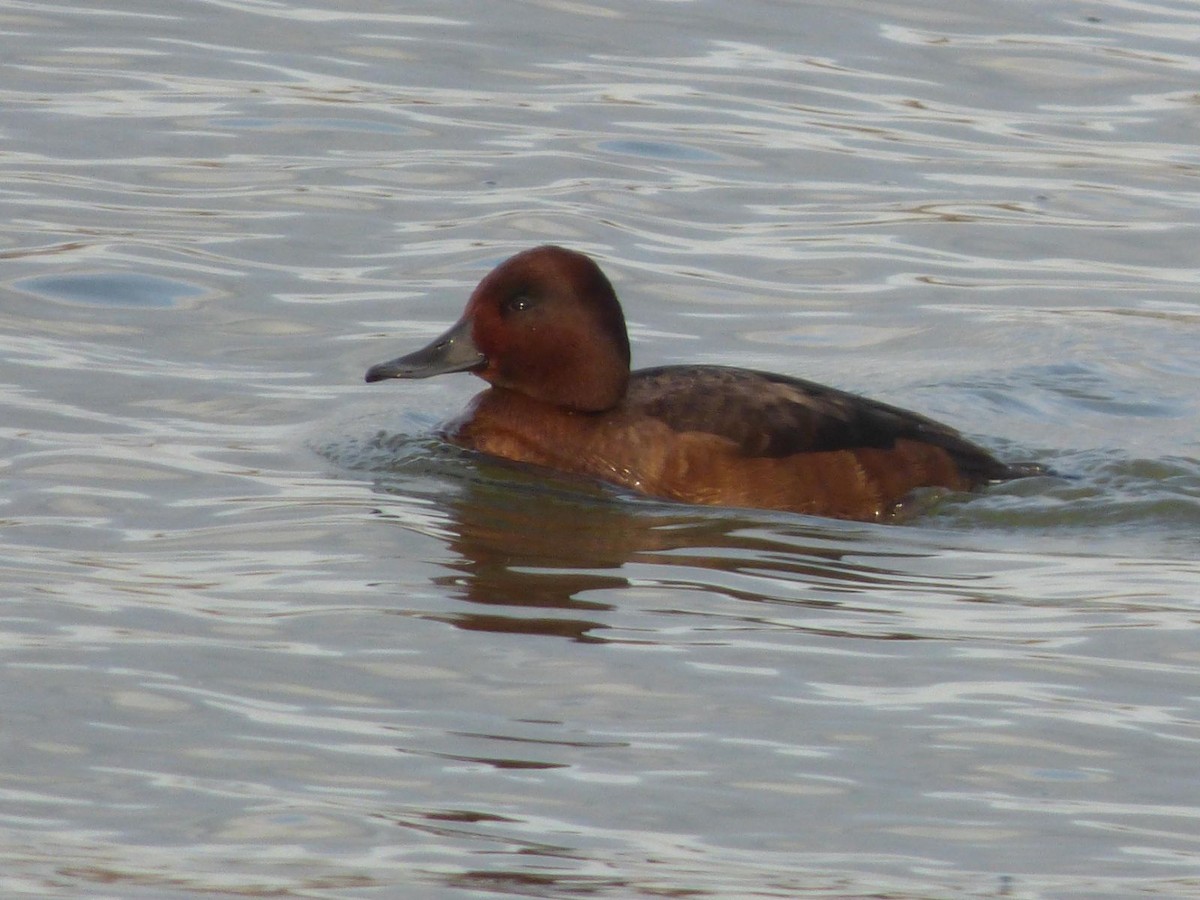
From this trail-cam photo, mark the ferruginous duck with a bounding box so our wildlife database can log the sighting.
[366,245,1036,521]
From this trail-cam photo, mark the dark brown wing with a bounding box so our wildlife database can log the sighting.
[627,365,1017,484]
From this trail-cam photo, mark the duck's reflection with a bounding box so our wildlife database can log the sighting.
[369,450,922,643]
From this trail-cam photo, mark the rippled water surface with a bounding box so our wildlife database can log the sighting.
[3,0,1199,897]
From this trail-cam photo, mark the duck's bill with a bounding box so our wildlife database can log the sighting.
[364,317,487,383]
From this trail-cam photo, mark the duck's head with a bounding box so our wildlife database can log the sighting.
[365,245,631,412]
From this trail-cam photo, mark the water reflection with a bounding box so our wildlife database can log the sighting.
[364,435,962,643]
[13,272,208,308]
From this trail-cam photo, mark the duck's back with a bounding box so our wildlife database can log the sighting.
[629,365,1014,477]
[618,365,1019,518]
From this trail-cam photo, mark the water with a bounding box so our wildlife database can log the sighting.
[2,0,1199,897]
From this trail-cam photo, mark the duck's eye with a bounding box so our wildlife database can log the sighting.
[502,293,534,315]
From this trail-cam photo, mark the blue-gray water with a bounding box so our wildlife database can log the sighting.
[2,1,1198,897]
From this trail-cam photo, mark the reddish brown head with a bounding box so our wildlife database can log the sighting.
[366,246,632,412]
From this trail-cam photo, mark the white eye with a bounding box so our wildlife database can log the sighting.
[503,293,533,315]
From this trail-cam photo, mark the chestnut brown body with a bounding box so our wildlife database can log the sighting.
[367,246,1033,521]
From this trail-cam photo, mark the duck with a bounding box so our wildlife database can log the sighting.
[365,245,1037,521]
